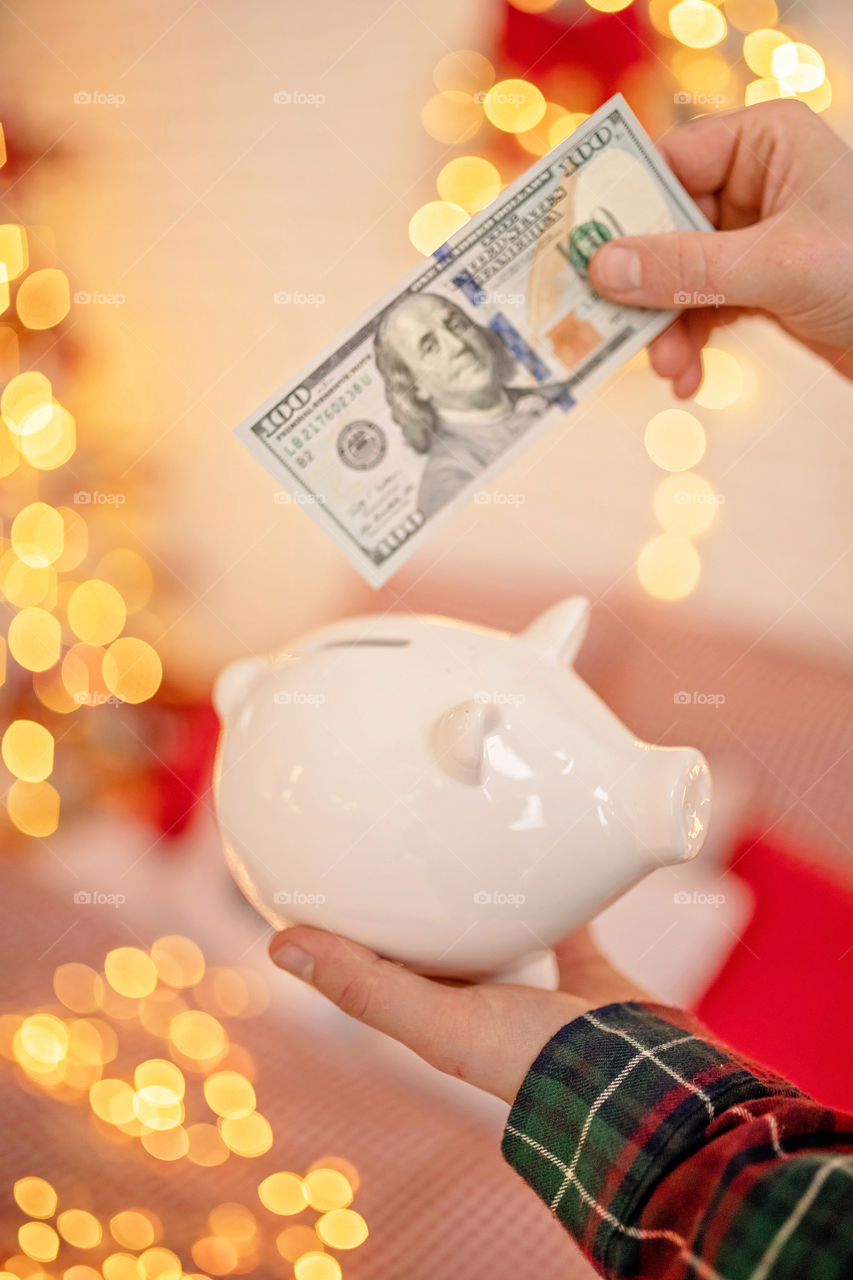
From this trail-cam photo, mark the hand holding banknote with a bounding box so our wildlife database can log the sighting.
[589,100,853,397]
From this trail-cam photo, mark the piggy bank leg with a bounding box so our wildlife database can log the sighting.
[477,948,559,991]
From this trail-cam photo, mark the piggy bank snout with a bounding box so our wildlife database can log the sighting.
[630,745,712,866]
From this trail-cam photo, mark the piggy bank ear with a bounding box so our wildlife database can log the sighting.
[521,597,590,666]
[213,657,265,722]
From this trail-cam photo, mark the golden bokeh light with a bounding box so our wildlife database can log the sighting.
[724,0,777,32]
[668,0,726,48]
[2,558,57,609]
[219,1112,273,1158]
[18,1223,59,1263]
[276,1227,323,1264]
[302,1169,354,1212]
[186,1122,230,1167]
[16,268,71,329]
[139,989,188,1039]
[140,1126,189,1162]
[315,1209,369,1250]
[586,0,634,11]
[134,1058,186,1097]
[132,1084,184,1131]
[293,1253,341,1280]
[11,503,64,567]
[743,29,790,78]
[433,50,494,96]
[306,1155,360,1192]
[102,1254,143,1280]
[436,156,501,213]
[483,79,546,133]
[104,947,158,999]
[13,1177,57,1219]
[694,346,744,409]
[102,637,163,704]
[0,264,8,315]
[408,201,470,256]
[169,1010,227,1061]
[2,719,54,781]
[204,1071,256,1119]
[53,963,101,1014]
[64,1267,102,1280]
[208,1202,257,1244]
[1,369,51,429]
[61,642,109,708]
[637,534,701,600]
[89,1078,136,1125]
[137,1248,181,1280]
[109,1210,161,1251]
[0,418,19,478]
[258,1171,309,1216]
[150,935,205,989]
[508,0,560,10]
[797,78,832,112]
[7,779,61,837]
[56,1210,102,1250]
[744,77,796,105]
[190,1237,237,1277]
[67,579,126,646]
[0,224,28,280]
[654,472,720,535]
[644,409,706,471]
[420,91,482,144]
[8,607,61,672]
[96,548,154,613]
[770,42,825,92]
[517,102,567,156]
[54,507,89,571]
[548,112,590,148]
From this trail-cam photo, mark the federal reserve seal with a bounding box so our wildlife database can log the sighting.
[337,420,387,470]
[567,220,614,274]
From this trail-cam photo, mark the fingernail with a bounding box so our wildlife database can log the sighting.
[271,942,315,981]
[596,246,642,291]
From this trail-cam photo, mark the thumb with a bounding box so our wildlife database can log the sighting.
[588,226,788,313]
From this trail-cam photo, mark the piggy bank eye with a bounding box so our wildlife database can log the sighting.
[318,638,411,649]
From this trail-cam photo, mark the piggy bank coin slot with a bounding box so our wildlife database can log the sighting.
[318,638,412,648]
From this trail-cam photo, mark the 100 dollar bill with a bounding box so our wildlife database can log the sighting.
[235,94,712,587]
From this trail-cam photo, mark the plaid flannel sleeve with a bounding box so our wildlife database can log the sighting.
[501,1001,853,1280]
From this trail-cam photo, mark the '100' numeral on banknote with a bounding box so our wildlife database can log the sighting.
[235,94,712,587]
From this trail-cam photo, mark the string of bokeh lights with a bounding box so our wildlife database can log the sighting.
[3,935,368,1280]
[409,0,831,601]
[1,121,165,840]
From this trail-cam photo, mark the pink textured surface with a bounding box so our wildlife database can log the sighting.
[0,865,594,1279]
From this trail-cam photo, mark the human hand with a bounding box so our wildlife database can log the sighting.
[587,100,853,397]
[269,925,651,1105]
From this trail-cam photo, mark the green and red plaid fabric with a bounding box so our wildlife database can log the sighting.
[501,1001,853,1280]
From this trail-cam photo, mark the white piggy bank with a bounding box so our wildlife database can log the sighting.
[212,598,711,985]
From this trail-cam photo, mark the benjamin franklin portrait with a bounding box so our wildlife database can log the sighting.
[374,292,569,519]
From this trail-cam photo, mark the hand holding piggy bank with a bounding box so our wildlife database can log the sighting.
[213,598,710,984]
